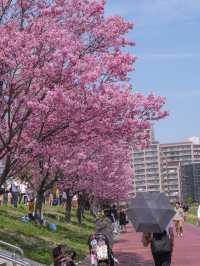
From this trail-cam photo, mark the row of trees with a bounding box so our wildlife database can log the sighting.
[0,0,167,223]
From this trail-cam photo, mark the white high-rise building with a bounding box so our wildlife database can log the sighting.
[133,132,200,202]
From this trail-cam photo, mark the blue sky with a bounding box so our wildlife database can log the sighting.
[106,0,200,143]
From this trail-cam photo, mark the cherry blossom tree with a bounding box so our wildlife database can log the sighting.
[57,140,133,223]
[18,87,167,221]
[0,0,168,222]
[0,0,136,185]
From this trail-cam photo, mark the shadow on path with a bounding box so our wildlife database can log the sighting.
[115,251,154,266]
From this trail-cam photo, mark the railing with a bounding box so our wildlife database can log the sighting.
[0,251,30,266]
[0,240,30,266]
[0,240,24,257]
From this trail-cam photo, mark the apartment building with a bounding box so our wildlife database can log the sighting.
[133,141,161,194]
[133,136,200,202]
[180,163,200,203]
[160,142,200,201]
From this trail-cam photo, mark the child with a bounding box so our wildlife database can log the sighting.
[53,245,76,266]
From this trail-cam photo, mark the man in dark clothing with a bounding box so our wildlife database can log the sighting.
[110,205,119,234]
[11,182,19,208]
[111,205,118,221]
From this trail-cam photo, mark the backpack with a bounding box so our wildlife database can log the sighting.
[151,231,172,254]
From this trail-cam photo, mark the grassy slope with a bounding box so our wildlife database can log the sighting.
[0,205,94,265]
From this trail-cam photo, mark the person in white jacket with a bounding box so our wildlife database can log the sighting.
[197,205,200,226]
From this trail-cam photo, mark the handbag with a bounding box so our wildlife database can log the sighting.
[151,231,172,254]
[96,244,108,261]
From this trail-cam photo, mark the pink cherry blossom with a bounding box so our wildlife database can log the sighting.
[0,1,167,208]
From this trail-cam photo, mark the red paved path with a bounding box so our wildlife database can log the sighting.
[113,224,200,266]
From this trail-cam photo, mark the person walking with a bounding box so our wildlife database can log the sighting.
[111,205,119,234]
[3,188,9,206]
[0,187,4,206]
[111,205,118,221]
[142,221,174,266]
[197,204,200,226]
[19,182,27,204]
[119,208,127,232]
[173,202,184,237]
[95,209,114,248]
[10,181,19,208]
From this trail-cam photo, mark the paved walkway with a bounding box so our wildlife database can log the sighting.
[113,224,200,266]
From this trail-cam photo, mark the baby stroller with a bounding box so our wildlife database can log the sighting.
[88,233,116,266]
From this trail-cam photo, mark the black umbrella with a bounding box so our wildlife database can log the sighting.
[127,192,175,233]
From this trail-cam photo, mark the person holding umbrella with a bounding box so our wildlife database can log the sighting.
[142,221,174,266]
[127,192,176,266]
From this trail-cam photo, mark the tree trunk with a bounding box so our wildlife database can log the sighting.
[77,193,86,225]
[34,191,44,224]
[77,204,82,225]
[65,190,73,223]
[81,197,86,219]
[0,155,11,186]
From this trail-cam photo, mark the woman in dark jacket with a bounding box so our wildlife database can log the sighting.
[119,208,127,232]
[95,209,114,247]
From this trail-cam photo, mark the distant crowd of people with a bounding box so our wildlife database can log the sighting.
[0,180,78,213]
[0,180,33,208]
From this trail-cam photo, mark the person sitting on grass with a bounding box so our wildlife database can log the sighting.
[53,245,76,266]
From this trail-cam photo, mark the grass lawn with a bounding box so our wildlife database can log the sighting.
[0,205,95,265]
